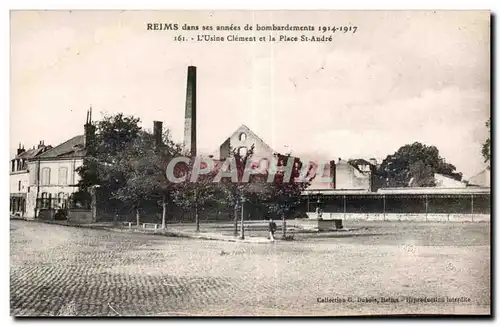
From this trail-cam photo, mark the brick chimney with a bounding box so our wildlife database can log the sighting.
[37,140,45,149]
[183,66,197,157]
[17,143,25,155]
[153,121,163,150]
[330,160,336,189]
[84,107,96,152]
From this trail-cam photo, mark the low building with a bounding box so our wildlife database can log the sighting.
[216,124,275,161]
[9,142,52,217]
[434,173,467,188]
[468,169,490,188]
[213,125,373,192]
[25,109,95,219]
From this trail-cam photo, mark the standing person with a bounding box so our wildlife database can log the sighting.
[268,218,277,241]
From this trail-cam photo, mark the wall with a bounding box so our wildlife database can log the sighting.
[469,169,490,187]
[67,209,93,224]
[305,212,490,223]
[434,173,466,188]
[9,171,29,195]
[25,158,83,218]
[218,126,274,161]
[335,160,371,190]
[219,138,231,160]
[305,193,490,215]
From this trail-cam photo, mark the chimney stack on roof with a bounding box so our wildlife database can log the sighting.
[17,143,25,155]
[37,140,45,149]
[153,121,163,150]
[84,107,96,150]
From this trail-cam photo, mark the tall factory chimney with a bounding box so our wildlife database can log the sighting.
[184,66,197,157]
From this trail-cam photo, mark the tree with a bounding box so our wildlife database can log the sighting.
[216,144,269,238]
[265,154,313,238]
[482,118,491,169]
[149,130,185,230]
[408,160,435,187]
[377,142,463,188]
[75,113,142,209]
[171,163,218,232]
[111,131,158,226]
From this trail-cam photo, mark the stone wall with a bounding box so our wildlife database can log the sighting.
[67,209,93,224]
[305,212,490,222]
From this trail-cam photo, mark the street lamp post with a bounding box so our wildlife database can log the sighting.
[316,198,322,218]
[90,184,100,223]
[240,196,246,239]
[195,188,200,232]
[233,201,239,237]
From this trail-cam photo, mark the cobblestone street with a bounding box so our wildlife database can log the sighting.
[10,220,490,316]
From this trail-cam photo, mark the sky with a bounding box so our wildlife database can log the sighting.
[10,10,490,179]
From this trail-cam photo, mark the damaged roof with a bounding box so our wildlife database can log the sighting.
[35,135,86,160]
[15,146,52,160]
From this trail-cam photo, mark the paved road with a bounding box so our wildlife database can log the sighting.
[10,220,490,316]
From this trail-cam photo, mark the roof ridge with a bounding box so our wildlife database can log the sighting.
[233,124,275,153]
[37,134,84,159]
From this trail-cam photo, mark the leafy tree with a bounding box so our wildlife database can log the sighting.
[408,160,435,187]
[216,144,270,238]
[107,127,186,229]
[111,131,158,226]
[148,129,185,229]
[95,113,142,161]
[265,154,313,238]
[171,161,218,232]
[377,142,463,188]
[75,113,142,199]
[482,118,491,169]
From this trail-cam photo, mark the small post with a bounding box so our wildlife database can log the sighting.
[161,195,167,230]
[425,195,428,222]
[471,194,474,222]
[240,196,245,240]
[233,202,239,237]
[195,189,200,232]
[343,195,346,219]
[383,195,386,221]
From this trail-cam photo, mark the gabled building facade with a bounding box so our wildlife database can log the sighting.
[216,124,275,161]
[9,142,52,217]
[23,109,95,219]
[213,124,373,192]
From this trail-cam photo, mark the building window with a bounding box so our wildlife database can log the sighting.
[239,133,247,141]
[41,192,48,209]
[238,147,248,157]
[41,167,51,185]
[58,167,68,185]
[18,181,21,192]
[58,192,66,208]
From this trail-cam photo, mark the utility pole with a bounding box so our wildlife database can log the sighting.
[195,188,200,232]
[34,158,41,219]
[233,201,239,237]
[240,196,245,239]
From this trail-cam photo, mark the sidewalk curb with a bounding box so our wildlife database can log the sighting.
[14,219,273,244]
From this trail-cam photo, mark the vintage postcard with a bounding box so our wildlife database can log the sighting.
[10,10,491,316]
